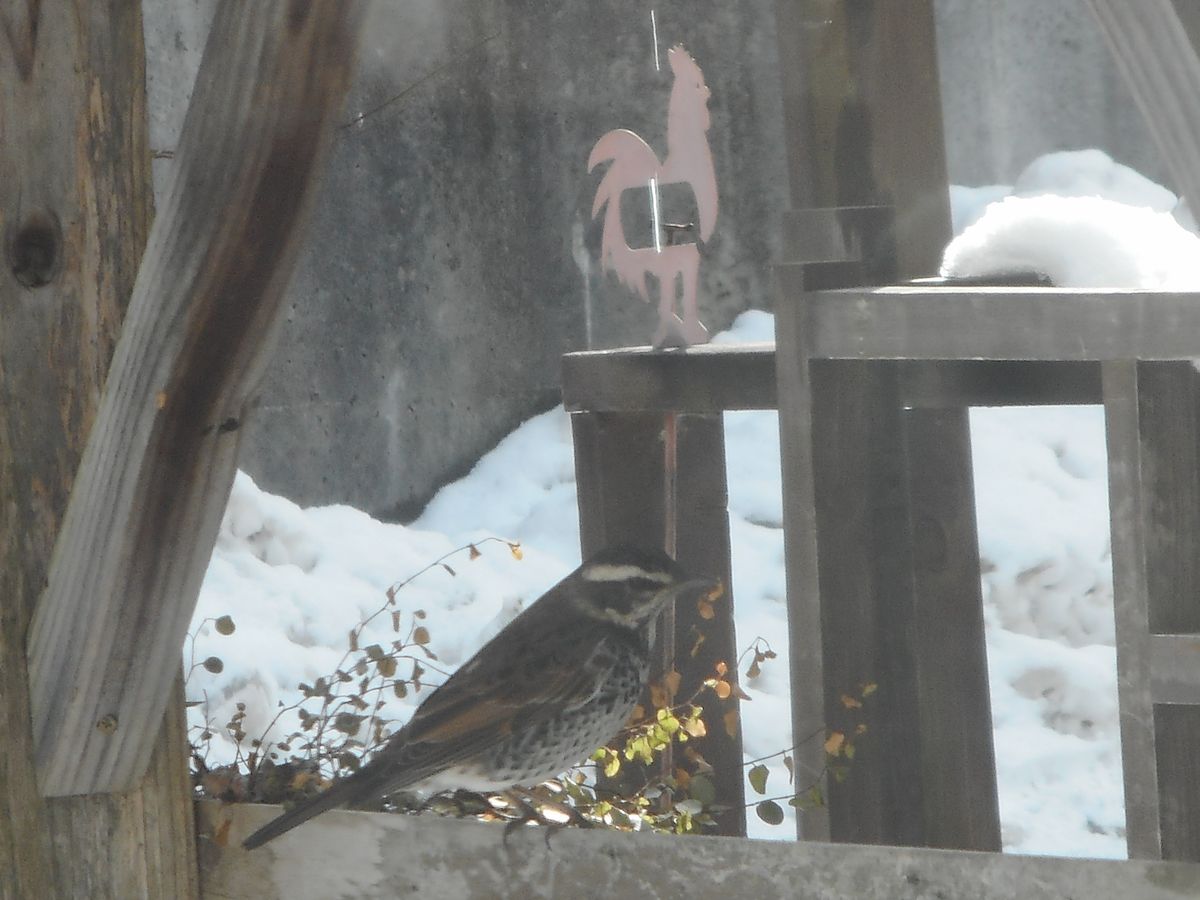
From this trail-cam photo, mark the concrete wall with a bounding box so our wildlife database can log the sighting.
[143,0,1168,518]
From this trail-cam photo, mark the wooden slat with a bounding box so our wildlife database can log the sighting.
[779,277,1200,362]
[773,292,831,843]
[26,1,365,796]
[562,344,777,413]
[199,801,1200,900]
[898,360,1102,408]
[1103,360,1162,859]
[1133,362,1200,860]
[565,349,1101,413]
[1151,634,1200,704]
[672,414,746,836]
[772,0,951,279]
[1155,706,1200,860]
[571,412,746,835]
[810,360,921,845]
[904,409,1001,850]
[0,2,198,896]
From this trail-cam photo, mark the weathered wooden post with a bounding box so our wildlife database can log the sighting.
[2,2,362,895]
[773,0,1001,849]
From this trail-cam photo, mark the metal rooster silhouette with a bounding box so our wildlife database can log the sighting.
[588,46,718,348]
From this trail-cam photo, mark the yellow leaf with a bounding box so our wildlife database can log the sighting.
[684,717,707,738]
[713,680,732,700]
[664,670,682,699]
[649,682,669,710]
[509,543,523,560]
[723,709,739,739]
[412,626,431,645]
[824,731,846,756]
[715,661,728,677]
[840,693,862,710]
[697,599,715,620]
[861,682,878,697]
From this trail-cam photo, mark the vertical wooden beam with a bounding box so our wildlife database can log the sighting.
[773,0,951,279]
[1112,361,1200,860]
[0,2,198,896]
[773,266,830,842]
[1103,360,1162,859]
[26,1,364,797]
[572,411,746,835]
[904,409,1001,850]
[775,0,989,850]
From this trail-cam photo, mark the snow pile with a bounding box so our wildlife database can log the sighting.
[942,194,1200,288]
[190,147,1197,859]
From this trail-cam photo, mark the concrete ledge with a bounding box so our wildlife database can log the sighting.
[199,801,1200,900]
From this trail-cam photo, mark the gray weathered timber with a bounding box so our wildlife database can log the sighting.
[1085,0,1200,213]
[773,0,975,850]
[0,2,199,896]
[198,801,1200,900]
[903,408,1001,850]
[777,278,1200,362]
[772,0,951,280]
[571,411,746,835]
[564,347,1103,413]
[563,344,777,413]
[26,1,364,797]
[1105,361,1200,861]
[1150,634,1200,704]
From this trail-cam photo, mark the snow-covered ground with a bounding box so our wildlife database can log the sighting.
[189,149,1200,858]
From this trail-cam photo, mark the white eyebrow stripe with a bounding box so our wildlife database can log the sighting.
[581,564,673,583]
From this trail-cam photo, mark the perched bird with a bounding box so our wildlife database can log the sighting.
[242,545,715,849]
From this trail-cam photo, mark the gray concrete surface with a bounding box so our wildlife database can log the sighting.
[199,801,1200,900]
[143,1,1169,518]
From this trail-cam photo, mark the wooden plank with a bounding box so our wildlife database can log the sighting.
[777,276,1200,362]
[1155,705,1200,860]
[904,409,1001,850]
[564,348,1100,413]
[0,2,198,896]
[810,360,925,846]
[25,1,364,797]
[1135,363,1200,634]
[562,344,777,413]
[1103,360,1162,859]
[672,414,746,836]
[1150,634,1200,704]
[773,287,831,842]
[1085,0,1200,212]
[199,801,1200,900]
[571,412,746,835]
[899,360,1102,408]
[1134,362,1200,860]
[773,0,951,278]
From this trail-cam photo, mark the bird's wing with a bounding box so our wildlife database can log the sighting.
[401,619,622,749]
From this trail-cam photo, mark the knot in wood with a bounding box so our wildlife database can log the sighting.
[7,208,62,288]
[95,714,118,736]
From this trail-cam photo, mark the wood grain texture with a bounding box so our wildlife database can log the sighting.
[773,0,951,279]
[571,411,746,836]
[26,0,364,797]
[0,2,202,896]
[783,281,1200,362]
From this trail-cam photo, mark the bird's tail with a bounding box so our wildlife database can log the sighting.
[241,765,392,850]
